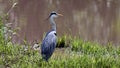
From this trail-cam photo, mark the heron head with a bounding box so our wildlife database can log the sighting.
[48,11,63,19]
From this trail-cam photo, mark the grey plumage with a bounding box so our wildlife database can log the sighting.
[41,11,62,61]
[41,30,57,61]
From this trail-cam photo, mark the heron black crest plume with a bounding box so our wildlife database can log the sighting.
[46,11,57,20]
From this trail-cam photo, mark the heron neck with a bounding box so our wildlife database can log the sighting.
[49,17,56,31]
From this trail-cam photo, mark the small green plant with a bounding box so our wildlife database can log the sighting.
[57,35,71,48]
[0,17,5,45]
[57,35,66,48]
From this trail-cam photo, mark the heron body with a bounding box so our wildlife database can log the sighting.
[41,30,57,61]
[41,11,62,61]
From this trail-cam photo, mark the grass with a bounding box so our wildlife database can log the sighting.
[0,37,120,68]
[0,18,120,68]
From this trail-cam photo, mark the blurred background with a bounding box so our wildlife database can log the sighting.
[0,0,120,45]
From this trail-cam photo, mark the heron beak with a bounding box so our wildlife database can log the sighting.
[58,14,63,16]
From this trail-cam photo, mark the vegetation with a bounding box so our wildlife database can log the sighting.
[0,18,120,68]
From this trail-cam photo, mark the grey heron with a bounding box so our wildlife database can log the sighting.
[41,11,63,61]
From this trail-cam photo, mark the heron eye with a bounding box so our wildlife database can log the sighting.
[54,33,57,36]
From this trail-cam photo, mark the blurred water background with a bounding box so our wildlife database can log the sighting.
[0,0,120,45]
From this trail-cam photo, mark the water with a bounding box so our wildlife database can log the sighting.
[1,0,120,45]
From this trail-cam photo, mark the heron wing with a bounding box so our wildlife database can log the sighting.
[41,31,57,60]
